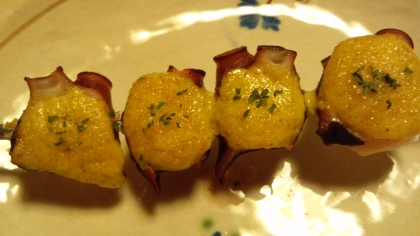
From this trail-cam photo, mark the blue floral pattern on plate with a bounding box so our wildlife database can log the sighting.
[238,0,281,31]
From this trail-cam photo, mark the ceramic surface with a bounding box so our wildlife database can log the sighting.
[1,0,420,235]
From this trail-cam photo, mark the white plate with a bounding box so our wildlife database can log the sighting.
[1,0,420,235]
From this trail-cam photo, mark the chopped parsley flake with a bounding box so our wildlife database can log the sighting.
[243,109,250,118]
[261,88,269,97]
[235,88,241,94]
[268,104,276,113]
[256,98,268,108]
[352,66,400,96]
[48,115,59,123]
[112,121,121,132]
[356,65,365,72]
[240,88,281,117]
[404,67,414,73]
[386,99,392,109]
[159,114,172,125]
[248,88,269,105]
[176,89,188,96]
[76,119,89,132]
[108,109,116,117]
[362,81,379,96]
[156,101,165,110]
[146,120,154,129]
[77,124,86,132]
[352,72,364,85]
[232,95,242,101]
[147,103,155,111]
[54,137,66,146]
[382,74,400,88]
[371,67,400,88]
[273,90,283,97]
[176,122,181,128]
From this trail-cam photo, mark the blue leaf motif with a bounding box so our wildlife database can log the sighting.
[262,16,281,31]
[239,14,260,29]
[237,0,281,31]
[238,0,259,7]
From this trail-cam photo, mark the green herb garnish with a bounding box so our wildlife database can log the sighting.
[273,90,283,97]
[159,114,172,125]
[386,99,392,109]
[48,115,59,123]
[356,65,365,72]
[248,89,259,104]
[260,88,269,98]
[147,103,155,111]
[382,74,400,88]
[371,67,400,88]
[108,109,116,117]
[268,104,276,113]
[77,125,86,132]
[176,122,181,128]
[353,66,400,96]
[256,98,268,108]
[362,81,379,96]
[54,137,66,146]
[156,101,165,110]
[146,120,154,129]
[235,88,241,94]
[243,109,250,118]
[352,72,364,85]
[404,67,414,73]
[232,95,242,101]
[76,118,89,132]
[176,89,188,96]
[112,121,121,132]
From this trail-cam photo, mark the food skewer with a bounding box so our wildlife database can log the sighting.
[1,28,420,194]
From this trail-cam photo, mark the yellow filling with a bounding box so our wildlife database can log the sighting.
[123,72,217,171]
[10,86,125,188]
[317,34,420,140]
[215,59,306,150]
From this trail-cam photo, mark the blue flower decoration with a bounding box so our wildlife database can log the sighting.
[238,0,281,31]
[262,16,280,31]
[239,14,259,29]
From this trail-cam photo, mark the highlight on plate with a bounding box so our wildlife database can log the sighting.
[2,28,420,194]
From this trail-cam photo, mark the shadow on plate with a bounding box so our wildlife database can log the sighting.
[288,116,394,194]
[125,115,395,212]
[0,169,121,208]
[1,115,394,211]
[124,135,287,214]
